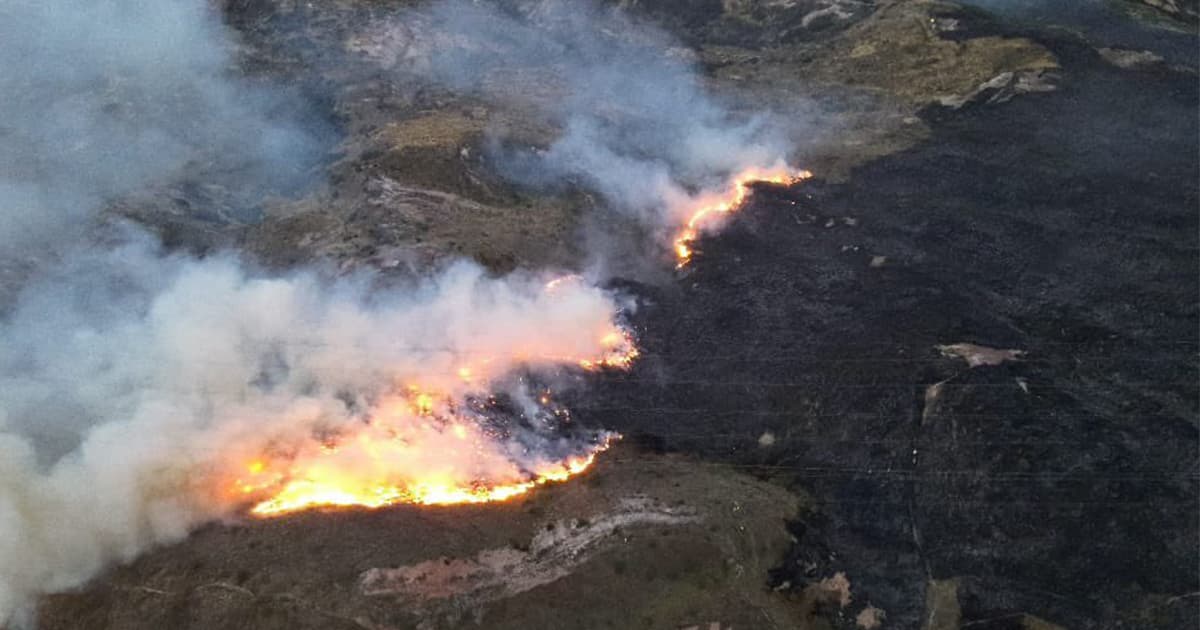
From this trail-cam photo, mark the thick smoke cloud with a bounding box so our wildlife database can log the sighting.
[0,2,331,615]
[0,0,784,624]
[0,0,631,625]
[0,0,324,256]
[416,0,791,229]
[0,234,626,625]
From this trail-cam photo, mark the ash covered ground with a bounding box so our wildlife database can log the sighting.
[7,1,1198,629]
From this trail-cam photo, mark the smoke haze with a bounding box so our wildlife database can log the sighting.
[0,0,631,625]
[412,0,793,230]
[0,3,334,615]
[0,0,324,256]
[0,234,628,625]
[0,0,790,625]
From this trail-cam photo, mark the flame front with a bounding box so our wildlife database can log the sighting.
[231,276,634,517]
[224,162,809,517]
[238,420,612,516]
[672,165,813,267]
[234,387,619,516]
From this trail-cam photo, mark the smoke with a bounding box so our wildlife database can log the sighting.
[0,0,792,624]
[410,0,793,231]
[0,0,632,625]
[0,1,332,614]
[0,0,325,257]
[0,233,628,625]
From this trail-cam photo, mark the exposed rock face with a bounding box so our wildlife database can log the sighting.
[1098,46,1166,69]
[936,69,1058,109]
[921,579,961,630]
[1132,0,1199,22]
[936,343,1025,367]
[357,496,700,603]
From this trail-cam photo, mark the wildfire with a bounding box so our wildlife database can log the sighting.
[224,161,808,518]
[579,329,640,370]
[543,274,640,370]
[232,276,636,517]
[672,165,813,267]
[238,422,613,516]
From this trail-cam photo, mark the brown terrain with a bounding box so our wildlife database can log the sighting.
[23,1,1199,629]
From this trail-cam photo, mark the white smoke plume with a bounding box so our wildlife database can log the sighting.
[0,0,333,615]
[0,0,325,257]
[0,0,801,623]
[0,234,629,625]
[0,0,633,626]
[410,0,795,231]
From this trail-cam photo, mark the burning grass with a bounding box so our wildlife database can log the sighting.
[672,166,813,267]
[229,161,814,518]
[230,388,622,516]
[227,274,638,517]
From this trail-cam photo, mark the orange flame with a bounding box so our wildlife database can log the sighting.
[229,160,812,517]
[237,428,613,516]
[578,328,640,370]
[672,165,813,267]
[230,276,635,517]
[542,274,639,370]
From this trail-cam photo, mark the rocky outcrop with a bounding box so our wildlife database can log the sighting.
[1130,0,1199,22]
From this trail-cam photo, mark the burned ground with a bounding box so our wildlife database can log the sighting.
[39,447,813,630]
[27,1,1200,629]
[580,16,1199,629]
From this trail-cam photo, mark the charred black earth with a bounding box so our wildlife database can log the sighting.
[580,16,1199,630]
[25,1,1198,629]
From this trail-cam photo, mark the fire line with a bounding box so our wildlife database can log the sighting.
[672,166,813,267]
[234,166,809,517]
[232,276,636,516]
